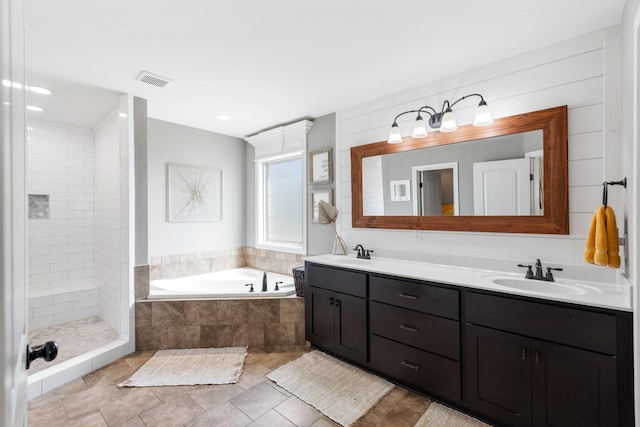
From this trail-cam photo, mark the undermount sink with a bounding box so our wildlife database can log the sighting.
[482,275,602,296]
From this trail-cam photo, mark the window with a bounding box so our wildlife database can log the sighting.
[256,152,306,253]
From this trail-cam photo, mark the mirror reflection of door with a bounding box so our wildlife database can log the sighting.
[412,162,458,216]
[472,157,532,215]
[419,172,442,216]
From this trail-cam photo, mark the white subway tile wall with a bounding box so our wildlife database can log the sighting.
[27,122,99,328]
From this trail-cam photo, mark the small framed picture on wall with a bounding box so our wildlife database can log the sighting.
[310,149,332,185]
[311,190,332,222]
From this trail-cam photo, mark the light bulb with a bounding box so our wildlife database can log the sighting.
[387,122,403,144]
[473,100,493,126]
[440,109,457,132]
[411,115,428,138]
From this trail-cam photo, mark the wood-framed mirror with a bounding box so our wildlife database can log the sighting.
[350,105,568,234]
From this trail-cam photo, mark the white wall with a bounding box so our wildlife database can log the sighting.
[307,114,337,255]
[336,27,623,284]
[147,119,246,258]
[94,112,121,333]
[619,0,640,420]
[27,121,99,329]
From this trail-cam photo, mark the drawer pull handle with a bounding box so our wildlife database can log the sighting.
[400,360,420,370]
[400,324,420,333]
[329,297,334,306]
[522,348,526,361]
[399,293,418,300]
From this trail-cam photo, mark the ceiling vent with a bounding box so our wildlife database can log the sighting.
[135,71,173,88]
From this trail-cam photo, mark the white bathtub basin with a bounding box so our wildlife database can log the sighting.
[148,267,296,299]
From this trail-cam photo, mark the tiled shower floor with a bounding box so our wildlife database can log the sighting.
[28,316,119,374]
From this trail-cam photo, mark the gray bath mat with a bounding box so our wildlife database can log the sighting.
[266,350,394,426]
[415,402,491,427]
[118,346,247,387]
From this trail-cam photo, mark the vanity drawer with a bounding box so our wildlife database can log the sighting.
[370,276,459,319]
[306,263,367,298]
[370,334,461,402]
[466,292,617,355]
[370,301,459,360]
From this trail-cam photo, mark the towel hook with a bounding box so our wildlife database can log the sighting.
[602,177,627,208]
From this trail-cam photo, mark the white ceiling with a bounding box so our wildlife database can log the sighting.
[25,0,626,138]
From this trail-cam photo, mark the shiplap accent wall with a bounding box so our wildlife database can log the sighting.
[336,28,623,283]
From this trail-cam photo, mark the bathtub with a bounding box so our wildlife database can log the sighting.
[148,267,297,299]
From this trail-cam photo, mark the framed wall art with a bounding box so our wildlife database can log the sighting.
[167,163,222,222]
[311,189,332,222]
[309,149,332,185]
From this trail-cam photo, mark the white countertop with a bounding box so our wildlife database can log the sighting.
[304,254,632,312]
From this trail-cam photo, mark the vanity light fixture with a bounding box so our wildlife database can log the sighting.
[387,93,493,144]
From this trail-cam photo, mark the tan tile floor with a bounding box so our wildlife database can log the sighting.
[27,347,441,427]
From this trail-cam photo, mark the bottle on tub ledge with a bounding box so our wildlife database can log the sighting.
[262,271,268,292]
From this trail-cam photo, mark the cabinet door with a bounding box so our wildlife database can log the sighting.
[466,324,532,427]
[532,340,617,427]
[334,292,367,364]
[306,287,335,351]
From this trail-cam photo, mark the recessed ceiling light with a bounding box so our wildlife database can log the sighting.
[118,113,128,118]
[2,79,23,89]
[28,85,53,95]
[216,114,231,121]
[26,105,45,112]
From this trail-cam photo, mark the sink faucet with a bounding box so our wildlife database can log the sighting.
[353,244,374,259]
[517,259,563,282]
[534,259,544,279]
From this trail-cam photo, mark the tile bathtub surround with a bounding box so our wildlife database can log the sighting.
[28,348,438,427]
[134,265,149,301]
[148,248,246,281]
[244,247,304,276]
[135,297,305,351]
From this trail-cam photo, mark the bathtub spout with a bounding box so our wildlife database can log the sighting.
[262,271,268,292]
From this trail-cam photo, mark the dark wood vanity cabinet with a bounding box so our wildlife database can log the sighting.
[368,275,462,402]
[465,291,632,427]
[304,262,634,427]
[305,264,367,364]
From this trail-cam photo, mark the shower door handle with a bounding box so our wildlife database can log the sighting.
[26,341,58,369]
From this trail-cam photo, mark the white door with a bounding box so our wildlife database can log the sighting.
[2,0,29,424]
[420,172,442,216]
[473,158,531,215]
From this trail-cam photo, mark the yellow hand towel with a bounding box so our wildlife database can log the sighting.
[605,206,620,268]
[583,208,597,263]
[593,206,608,266]
[584,205,621,268]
